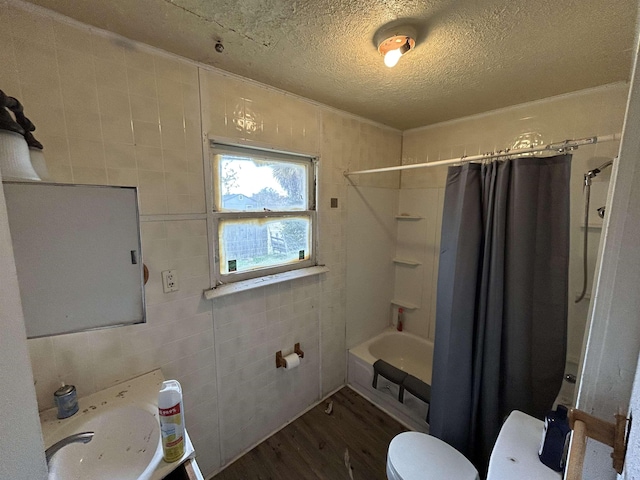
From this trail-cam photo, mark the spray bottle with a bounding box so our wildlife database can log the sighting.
[397,308,404,331]
[158,380,185,463]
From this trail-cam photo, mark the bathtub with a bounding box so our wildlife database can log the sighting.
[348,328,434,432]
[348,329,575,431]
[350,329,434,384]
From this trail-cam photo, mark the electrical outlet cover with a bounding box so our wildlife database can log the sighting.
[161,270,179,293]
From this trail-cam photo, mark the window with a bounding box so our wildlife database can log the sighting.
[210,144,317,284]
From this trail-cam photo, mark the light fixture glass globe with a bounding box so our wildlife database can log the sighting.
[29,147,50,181]
[0,130,40,181]
[384,48,403,68]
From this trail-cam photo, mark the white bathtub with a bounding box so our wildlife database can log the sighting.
[350,328,434,384]
[348,328,434,431]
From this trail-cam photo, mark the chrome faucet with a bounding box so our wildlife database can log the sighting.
[45,432,94,466]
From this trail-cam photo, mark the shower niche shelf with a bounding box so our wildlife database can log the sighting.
[391,300,419,310]
[393,258,422,266]
[395,215,423,220]
[581,223,603,229]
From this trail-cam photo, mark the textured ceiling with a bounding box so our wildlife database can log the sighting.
[22,0,638,129]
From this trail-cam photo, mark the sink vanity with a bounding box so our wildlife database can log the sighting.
[40,370,203,480]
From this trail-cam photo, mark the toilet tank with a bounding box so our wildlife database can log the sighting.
[487,411,562,480]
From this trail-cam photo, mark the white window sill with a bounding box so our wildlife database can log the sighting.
[203,265,329,300]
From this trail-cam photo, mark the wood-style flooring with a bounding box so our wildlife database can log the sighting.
[213,387,408,480]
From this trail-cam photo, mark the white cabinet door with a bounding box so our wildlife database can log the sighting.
[4,182,145,338]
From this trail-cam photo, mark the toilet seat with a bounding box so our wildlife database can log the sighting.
[386,432,479,480]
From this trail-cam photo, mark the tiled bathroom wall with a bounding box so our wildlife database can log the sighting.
[0,5,204,213]
[0,1,401,476]
[398,83,629,363]
[199,69,401,464]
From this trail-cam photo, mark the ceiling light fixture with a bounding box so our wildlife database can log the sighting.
[0,90,45,181]
[376,26,417,68]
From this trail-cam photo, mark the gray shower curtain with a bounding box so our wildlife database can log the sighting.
[429,154,571,471]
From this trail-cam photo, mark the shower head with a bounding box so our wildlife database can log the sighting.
[584,159,614,186]
[588,160,614,177]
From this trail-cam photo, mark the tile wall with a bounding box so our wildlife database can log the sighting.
[0,1,401,476]
[398,83,629,363]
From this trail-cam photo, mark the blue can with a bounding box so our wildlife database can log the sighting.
[538,404,571,471]
[54,384,79,419]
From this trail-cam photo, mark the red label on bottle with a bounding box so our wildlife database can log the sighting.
[159,403,181,416]
[166,436,184,448]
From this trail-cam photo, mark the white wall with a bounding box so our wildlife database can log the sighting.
[398,83,628,357]
[392,188,445,339]
[0,1,402,476]
[0,170,47,479]
[346,185,398,348]
[577,16,640,476]
[623,352,640,479]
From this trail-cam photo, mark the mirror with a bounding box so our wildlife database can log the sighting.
[3,182,145,338]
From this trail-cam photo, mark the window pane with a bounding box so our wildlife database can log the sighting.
[219,217,311,274]
[216,155,308,211]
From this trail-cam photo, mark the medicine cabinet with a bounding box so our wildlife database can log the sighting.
[3,182,146,338]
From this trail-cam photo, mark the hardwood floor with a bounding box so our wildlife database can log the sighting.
[213,387,408,480]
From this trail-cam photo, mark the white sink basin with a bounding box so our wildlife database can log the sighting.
[40,370,195,480]
[47,403,163,480]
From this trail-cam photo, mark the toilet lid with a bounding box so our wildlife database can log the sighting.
[387,432,479,480]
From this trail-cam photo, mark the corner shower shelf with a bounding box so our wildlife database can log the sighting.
[393,258,422,266]
[395,215,423,220]
[391,300,419,310]
[581,223,603,229]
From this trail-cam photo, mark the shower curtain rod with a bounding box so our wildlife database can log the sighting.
[343,133,622,176]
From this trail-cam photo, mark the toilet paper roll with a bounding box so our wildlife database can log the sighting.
[283,353,300,370]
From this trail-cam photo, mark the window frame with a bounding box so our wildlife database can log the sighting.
[207,142,318,286]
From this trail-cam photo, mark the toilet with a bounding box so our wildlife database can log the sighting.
[386,432,479,480]
[386,411,563,480]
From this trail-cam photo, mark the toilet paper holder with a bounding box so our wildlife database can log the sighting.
[275,343,304,368]
[566,407,628,478]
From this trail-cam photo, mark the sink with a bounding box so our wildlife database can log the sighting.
[47,403,162,480]
[40,370,195,480]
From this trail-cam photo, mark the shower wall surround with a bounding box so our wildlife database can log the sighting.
[0,1,401,475]
[399,83,629,363]
[345,186,398,349]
